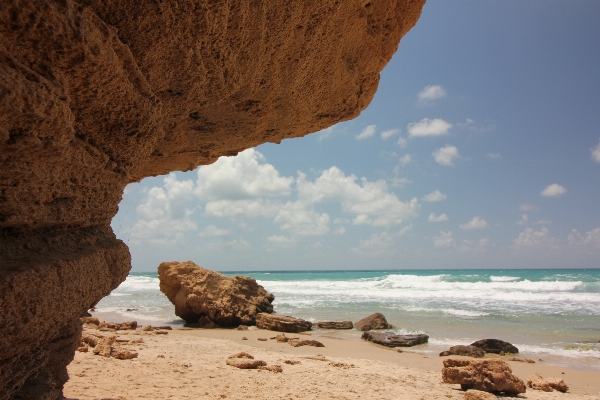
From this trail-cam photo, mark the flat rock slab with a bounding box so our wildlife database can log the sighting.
[314,321,353,329]
[439,345,485,358]
[256,313,312,332]
[470,339,518,354]
[361,332,428,347]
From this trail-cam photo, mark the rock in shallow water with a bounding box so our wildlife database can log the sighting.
[470,339,518,354]
[361,332,428,347]
[439,345,485,358]
[354,313,392,331]
[158,261,274,326]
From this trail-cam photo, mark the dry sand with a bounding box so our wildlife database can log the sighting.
[64,326,600,400]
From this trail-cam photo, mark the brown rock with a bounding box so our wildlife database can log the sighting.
[275,334,289,343]
[229,352,254,359]
[284,360,301,365]
[290,340,325,348]
[314,321,354,329]
[470,339,518,354]
[111,348,138,360]
[158,261,274,326]
[237,325,249,331]
[80,317,100,326]
[92,336,116,358]
[81,333,100,348]
[77,344,89,353]
[464,389,498,400]
[527,373,569,393]
[329,362,356,369]
[226,358,267,369]
[99,321,138,330]
[241,337,248,341]
[258,365,283,373]
[257,338,268,341]
[442,358,526,394]
[354,313,392,331]
[510,357,535,363]
[362,332,428,347]
[0,0,424,396]
[440,345,485,358]
[255,313,312,332]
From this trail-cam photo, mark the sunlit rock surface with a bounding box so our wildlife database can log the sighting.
[0,1,424,398]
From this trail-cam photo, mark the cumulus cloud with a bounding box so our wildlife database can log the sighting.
[457,238,489,253]
[541,183,567,197]
[433,231,454,248]
[432,145,460,166]
[356,125,376,141]
[514,227,554,247]
[568,228,600,247]
[408,118,452,137]
[418,85,447,103]
[199,225,230,236]
[519,203,539,212]
[517,214,529,225]
[591,142,600,162]
[398,154,412,167]
[297,167,420,227]
[422,190,447,202]
[428,213,449,222]
[274,201,330,236]
[460,216,488,230]
[396,136,408,148]
[381,128,400,140]
[204,238,251,252]
[266,235,297,248]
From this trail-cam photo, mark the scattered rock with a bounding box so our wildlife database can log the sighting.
[439,345,485,358]
[237,325,249,331]
[226,352,266,369]
[329,362,356,369]
[111,348,138,360]
[314,321,353,329]
[361,331,428,347]
[154,326,172,330]
[255,313,312,332]
[242,337,248,340]
[92,336,116,358]
[284,360,301,365]
[258,338,268,341]
[470,339,518,354]
[99,321,138,330]
[77,344,89,353]
[464,389,498,400]
[80,317,100,326]
[155,330,168,335]
[442,358,526,394]
[81,333,100,347]
[142,325,153,331]
[158,261,274,326]
[126,308,138,312]
[289,339,324,348]
[354,313,392,331]
[510,357,535,363]
[275,333,289,342]
[258,364,282,373]
[527,373,569,393]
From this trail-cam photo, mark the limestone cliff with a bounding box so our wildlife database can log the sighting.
[0,0,424,398]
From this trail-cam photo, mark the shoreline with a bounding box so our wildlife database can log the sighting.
[64,324,600,399]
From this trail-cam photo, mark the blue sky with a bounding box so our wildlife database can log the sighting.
[113,0,600,272]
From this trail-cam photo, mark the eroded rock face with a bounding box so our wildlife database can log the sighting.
[158,260,274,326]
[0,1,424,398]
[256,313,312,333]
[361,331,428,347]
[442,358,526,395]
[354,313,393,331]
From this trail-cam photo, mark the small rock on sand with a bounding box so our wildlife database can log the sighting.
[257,337,268,341]
[527,373,569,393]
[464,389,497,400]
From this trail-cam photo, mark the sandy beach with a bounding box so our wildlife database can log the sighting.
[63,324,600,400]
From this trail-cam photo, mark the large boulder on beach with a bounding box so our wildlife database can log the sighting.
[362,331,428,347]
[256,313,312,332]
[470,339,519,354]
[354,313,392,331]
[158,261,274,326]
[315,321,354,329]
[440,345,485,358]
[442,358,526,395]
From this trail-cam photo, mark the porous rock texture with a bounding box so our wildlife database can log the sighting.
[442,358,526,395]
[157,260,274,326]
[0,1,424,398]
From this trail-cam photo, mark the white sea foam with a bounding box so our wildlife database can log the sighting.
[490,275,520,282]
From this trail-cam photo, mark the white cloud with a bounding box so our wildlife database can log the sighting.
[432,145,460,166]
[514,227,554,247]
[356,125,376,141]
[591,142,600,162]
[381,128,400,140]
[204,238,251,252]
[297,167,420,227]
[422,190,447,202]
[266,235,297,248]
[274,201,330,236]
[396,136,408,148]
[541,183,567,197]
[428,213,449,222]
[433,231,454,248]
[317,126,334,141]
[460,216,488,230]
[517,214,528,225]
[568,228,600,247]
[487,153,502,160]
[418,85,447,103]
[398,154,412,167]
[353,232,395,255]
[389,177,412,188]
[519,203,539,212]
[195,149,293,201]
[408,118,452,137]
[199,225,230,236]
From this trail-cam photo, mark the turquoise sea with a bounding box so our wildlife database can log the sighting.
[93,269,600,371]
